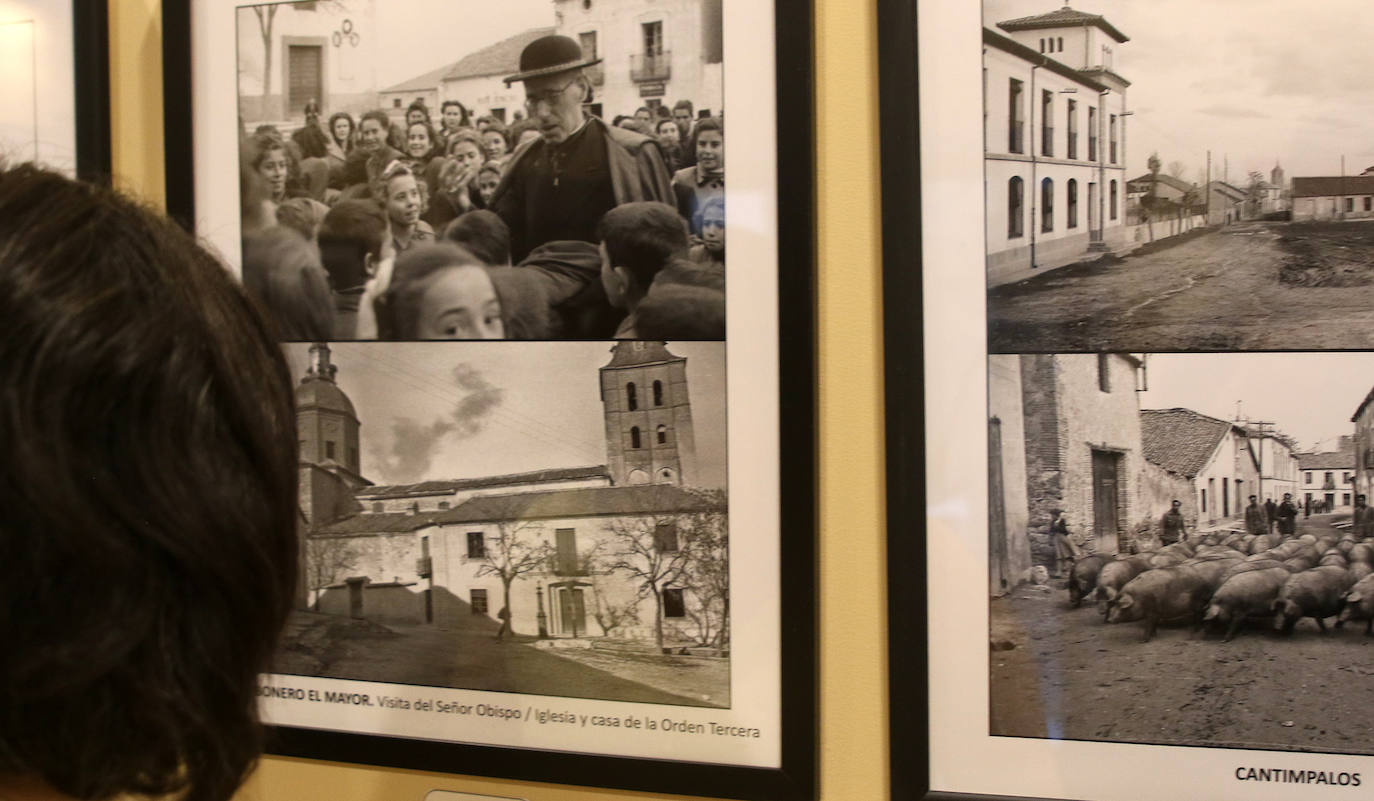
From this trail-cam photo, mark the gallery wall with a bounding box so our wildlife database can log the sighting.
[106,0,888,798]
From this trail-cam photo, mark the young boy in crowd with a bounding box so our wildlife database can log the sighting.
[318,199,390,339]
[596,201,690,339]
[688,194,725,270]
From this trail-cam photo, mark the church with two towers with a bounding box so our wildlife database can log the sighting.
[294,341,724,645]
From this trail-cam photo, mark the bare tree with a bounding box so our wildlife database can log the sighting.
[679,491,729,652]
[582,542,641,638]
[471,507,553,631]
[252,6,279,103]
[305,535,358,607]
[1167,160,1187,180]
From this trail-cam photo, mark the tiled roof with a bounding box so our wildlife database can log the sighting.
[1208,181,1247,201]
[1298,444,1355,470]
[996,6,1129,43]
[313,512,438,536]
[1127,174,1196,196]
[380,62,454,95]
[1354,387,1374,423]
[1140,408,1238,478]
[357,465,610,500]
[443,27,557,81]
[1291,176,1374,199]
[431,484,724,524]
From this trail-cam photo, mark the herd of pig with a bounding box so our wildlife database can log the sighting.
[1066,530,1374,642]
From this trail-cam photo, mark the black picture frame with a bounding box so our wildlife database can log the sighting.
[72,0,112,184]
[159,1,816,798]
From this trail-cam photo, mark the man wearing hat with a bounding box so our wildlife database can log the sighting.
[291,99,329,160]
[491,35,674,262]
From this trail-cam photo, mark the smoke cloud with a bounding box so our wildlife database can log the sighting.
[373,363,505,484]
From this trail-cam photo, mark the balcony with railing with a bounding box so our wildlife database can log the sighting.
[631,51,672,82]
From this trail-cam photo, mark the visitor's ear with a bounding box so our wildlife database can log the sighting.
[364,252,379,278]
[612,265,635,295]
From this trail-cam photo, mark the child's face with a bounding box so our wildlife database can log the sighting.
[598,242,626,309]
[406,125,432,158]
[701,209,724,254]
[452,141,483,170]
[258,148,288,198]
[481,130,507,160]
[359,119,387,150]
[478,171,501,204]
[696,129,723,171]
[442,105,464,131]
[416,265,505,339]
[384,174,421,228]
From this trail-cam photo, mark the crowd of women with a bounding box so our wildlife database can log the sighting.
[241,96,725,341]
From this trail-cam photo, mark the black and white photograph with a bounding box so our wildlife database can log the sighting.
[277,339,730,707]
[980,1,1374,353]
[234,0,725,341]
[0,0,78,173]
[990,352,1374,756]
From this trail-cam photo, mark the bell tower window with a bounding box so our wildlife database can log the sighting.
[653,380,664,406]
[630,426,641,449]
[626,382,638,411]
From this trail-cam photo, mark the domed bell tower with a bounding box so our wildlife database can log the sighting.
[599,342,697,486]
[296,343,368,525]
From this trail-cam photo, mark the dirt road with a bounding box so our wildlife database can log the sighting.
[989,222,1374,352]
[990,514,1374,754]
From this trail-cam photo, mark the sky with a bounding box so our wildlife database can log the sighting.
[1136,353,1374,452]
[983,0,1374,184]
[285,341,728,488]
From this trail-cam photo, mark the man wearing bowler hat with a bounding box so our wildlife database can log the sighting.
[492,34,674,262]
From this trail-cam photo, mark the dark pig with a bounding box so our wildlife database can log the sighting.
[1274,566,1357,634]
[1105,566,1215,642]
[1204,567,1291,642]
[1068,554,1108,608]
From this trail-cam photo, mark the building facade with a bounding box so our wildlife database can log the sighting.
[298,342,725,648]
[1291,176,1374,222]
[1355,389,1374,503]
[1245,429,1299,504]
[1140,409,1261,528]
[1301,436,1357,511]
[1020,353,1145,559]
[983,7,1131,286]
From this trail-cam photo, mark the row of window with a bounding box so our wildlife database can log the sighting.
[1008,79,1116,163]
[463,522,679,562]
[1038,37,1064,54]
[1341,197,1374,213]
[629,424,671,449]
[1304,471,1353,484]
[626,380,666,411]
[1006,176,1118,238]
[469,586,688,618]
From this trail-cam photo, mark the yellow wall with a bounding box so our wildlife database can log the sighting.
[107,0,887,797]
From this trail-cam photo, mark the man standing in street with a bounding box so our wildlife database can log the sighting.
[1275,493,1299,539]
[1354,494,1372,538]
[1244,495,1268,536]
[492,35,674,262]
[1265,497,1278,534]
[1161,499,1188,545]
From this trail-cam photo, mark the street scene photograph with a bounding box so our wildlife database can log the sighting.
[981,1,1374,352]
[234,0,726,341]
[276,340,731,707]
[989,352,1374,753]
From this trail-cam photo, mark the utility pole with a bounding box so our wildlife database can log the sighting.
[1205,150,1211,225]
[1249,420,1275,501]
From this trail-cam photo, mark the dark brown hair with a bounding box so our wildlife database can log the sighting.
[0,164,300,801]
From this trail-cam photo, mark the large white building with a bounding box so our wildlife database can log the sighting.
[984,6,1131,287]
[1291,176,1374,222]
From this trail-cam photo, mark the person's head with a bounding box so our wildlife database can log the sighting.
[447,130,485,170]
[1171,499,1182,510]
[377,243,504,339]
[634,277,726,340]
[1051,508,1064,519]
[597,201,690,309]
[656,118,681,149]
[672,99,694,133]
[440,99,469,132]
[373,161,421,231]
[275,197,329,242]
[442,209,511,266]
[303,99,321,123]
[250,131,291,201]
[507,36,598,145]
[508,118,540,149]
[406,120,438,160]
[327,111,355,148]
[635,106,653,124]
[406,100,431,127]
[699,195,725,256]
[318,199,389,292]
[480,126,509,160]
[0,164,299,801]
[476,162,502,205]
[693,117,724,172]
[1284,493,1293,501]
[358,110,391,151]
[1249,495,1258,504]
[241,227,335,340]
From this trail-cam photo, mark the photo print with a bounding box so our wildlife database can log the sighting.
[980,0,1374,353]
[0,0,79,174]
[279,340,730,708]
[990,352,1374,755]
[235,0,726,341]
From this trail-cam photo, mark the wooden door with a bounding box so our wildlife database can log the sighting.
[287,45,322,117]
[1092,450,1119,553]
